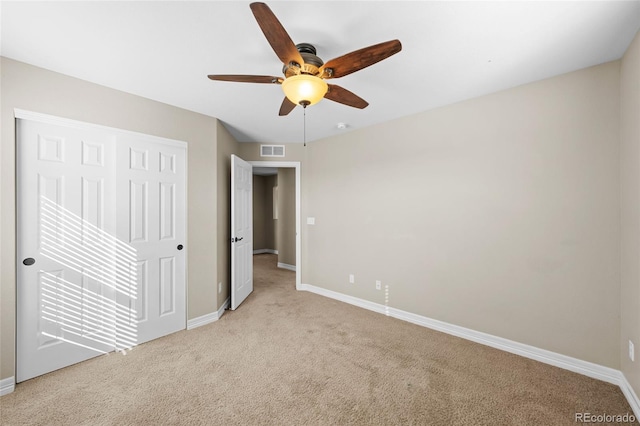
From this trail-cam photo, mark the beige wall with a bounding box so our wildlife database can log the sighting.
[620,30,640,393]
[235,77,624,369]
[304,61,621,368]
[0,58,219,380]
[216,122,239,308]
[265,175,277,250]
[253,174,276,251]
[276,168,296,267]
[253,175,268,250]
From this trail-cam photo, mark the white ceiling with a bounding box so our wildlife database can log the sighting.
[2,1,639,144]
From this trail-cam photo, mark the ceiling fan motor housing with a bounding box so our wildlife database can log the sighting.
[283,43,324,77]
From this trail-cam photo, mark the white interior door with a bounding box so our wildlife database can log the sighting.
[231,155,253,310]
[16,113,186,382]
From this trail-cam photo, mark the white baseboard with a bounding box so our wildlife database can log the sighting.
[186,297,230,330]
[0,377,15,396]
[298,283,637,411]
[620,373,640,419]
[187,312,218,330]
[253,249,278,255]
[277,262,296,272]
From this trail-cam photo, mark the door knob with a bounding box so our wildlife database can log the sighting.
[23,258,36,266]
[177,244,184,250]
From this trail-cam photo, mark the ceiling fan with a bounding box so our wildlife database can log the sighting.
[208,2,402,116]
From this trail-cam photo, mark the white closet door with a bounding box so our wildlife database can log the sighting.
[16,119,121,382]
[16,113,186,382]
[116,134,186,344]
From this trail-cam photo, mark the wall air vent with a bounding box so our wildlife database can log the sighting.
[260,144,285,158]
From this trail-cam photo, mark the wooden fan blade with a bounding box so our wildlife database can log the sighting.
[324,84,369,109]
[250,2,304,66]
[320,40,402,79]
[279,97,297,116]
[208,75,282,84]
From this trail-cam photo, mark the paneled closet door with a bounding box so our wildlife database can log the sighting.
[116,134,186,345]
[16,118,121,382]
[16,113,186,382]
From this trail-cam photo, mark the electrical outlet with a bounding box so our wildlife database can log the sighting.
[218,282,222,293]
[630,340,635,362]
[349,274,355,284]
[376,280,381,290]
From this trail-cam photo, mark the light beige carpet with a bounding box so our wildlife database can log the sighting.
[0,254,636,425]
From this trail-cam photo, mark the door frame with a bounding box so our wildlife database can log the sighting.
[248,161,301,290]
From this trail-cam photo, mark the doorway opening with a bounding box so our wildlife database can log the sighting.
[249,161,301,290]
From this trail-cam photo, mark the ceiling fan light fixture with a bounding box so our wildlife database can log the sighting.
[281,74,328,106]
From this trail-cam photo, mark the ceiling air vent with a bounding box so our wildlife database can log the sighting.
[260,144,285,158]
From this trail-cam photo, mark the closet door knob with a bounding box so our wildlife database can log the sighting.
[23,258,36,266]
[177,244,184,250]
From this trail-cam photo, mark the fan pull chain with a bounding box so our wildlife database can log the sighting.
[299,100,310,146]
